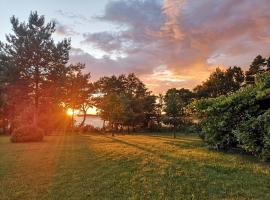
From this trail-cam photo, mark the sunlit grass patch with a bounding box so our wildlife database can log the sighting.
[0,133,270,199]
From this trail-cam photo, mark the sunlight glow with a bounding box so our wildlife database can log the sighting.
[66,107,98,116]
[66,108,80,116]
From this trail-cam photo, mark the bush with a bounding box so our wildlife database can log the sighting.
[11,125,44,143]
[192,85,260,149]
[234,110,270,160]
[192,72,270,160]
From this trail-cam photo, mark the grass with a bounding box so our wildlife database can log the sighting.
[0,133,270,200]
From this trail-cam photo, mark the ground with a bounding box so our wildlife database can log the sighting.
[0,133,270,200]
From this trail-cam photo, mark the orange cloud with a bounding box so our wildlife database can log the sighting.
[71,0,270,93]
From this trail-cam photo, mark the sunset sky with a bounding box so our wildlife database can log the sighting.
[1,0,270,93]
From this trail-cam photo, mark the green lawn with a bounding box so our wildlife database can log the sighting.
[0,133,270,200]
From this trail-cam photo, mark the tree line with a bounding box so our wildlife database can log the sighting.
[0,12,269,144]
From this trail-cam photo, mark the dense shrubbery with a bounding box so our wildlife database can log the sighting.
[192,86,260,148]
[234,110,270,160]
[11,125,44,143]
[192,72,270,160]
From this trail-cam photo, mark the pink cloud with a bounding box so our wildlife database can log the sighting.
[71,0,270,93]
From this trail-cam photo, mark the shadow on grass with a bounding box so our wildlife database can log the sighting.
[105,134,270,174]
[48,134,270,199]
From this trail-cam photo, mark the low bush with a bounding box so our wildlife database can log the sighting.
[11,125,44,143]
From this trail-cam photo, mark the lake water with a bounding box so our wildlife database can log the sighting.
[74,115,104,128]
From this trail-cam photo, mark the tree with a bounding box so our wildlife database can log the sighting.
[248,55,266,75]
[96,73,154,133]
[194,67,244,98]
[246,55,267,84]
[177,88,194,105]
[97,93,126,136]
[155,94,164,130]
[0,41,30,134]
[163,89,184,138]
[0,11,71,127]
[64,63,93,131]
[143,94,157,130]
[266,56,270,71]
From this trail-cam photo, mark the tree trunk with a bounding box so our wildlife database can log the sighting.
[33,66,40,127]
[79,110,87,127]
[111,122,114,137]
[103,120,105,131]
[2,118,7,135]
[120,124,124,134]
[173,124,176,139]
[132,123,135,133]
[71,107,75,134]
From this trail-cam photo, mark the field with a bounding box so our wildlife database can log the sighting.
[0,133,270,200]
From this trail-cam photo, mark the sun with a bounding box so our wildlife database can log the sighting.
[66,108,80,116]
[66,107,98,116]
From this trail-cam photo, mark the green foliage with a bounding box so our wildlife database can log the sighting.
[245,55,268,84]
[11,125,43,143]
[194,67,244,98]
[192,85,260,149]
[96,73,155,132]
[193,71,270,159]
[163,88,194,137]
[234,110,270,160]
[64,63,93,129]
[255,72,270,98]
[163,88,184,128]
[0,11,71,132]
[248,55,266,75]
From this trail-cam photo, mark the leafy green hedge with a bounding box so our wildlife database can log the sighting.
[192,72,270,160]
[11,125,44,143]
[234,110,270,161]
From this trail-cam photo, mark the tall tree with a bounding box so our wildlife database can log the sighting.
[155,94,164,130]
[64,63,93,131]
[0,12,70,127]
[246,55,267,84]
[163,89,184,138]
[194,67,244,98]
[143,94,157,129]
[0,40,30,133]
[96,73,154,133]
[248,55,266,75]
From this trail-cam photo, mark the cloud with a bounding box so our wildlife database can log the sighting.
[56,10,91,23]
[54,20,79,36]
[82,32,124,53]
[75,0,270,93]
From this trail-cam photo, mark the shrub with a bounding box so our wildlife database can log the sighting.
[234,110,270,160]
[11,125,44,143]
[192,85,260,149]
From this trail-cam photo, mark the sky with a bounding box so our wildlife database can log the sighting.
[1,0,270,94]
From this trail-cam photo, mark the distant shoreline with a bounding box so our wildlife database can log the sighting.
[76,114,99,117]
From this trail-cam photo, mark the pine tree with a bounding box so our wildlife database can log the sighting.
[1,12,70,126]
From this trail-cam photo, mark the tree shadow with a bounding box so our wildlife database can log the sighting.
[106,135,270,175]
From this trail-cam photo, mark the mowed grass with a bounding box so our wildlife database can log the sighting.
[0,134,270,200]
